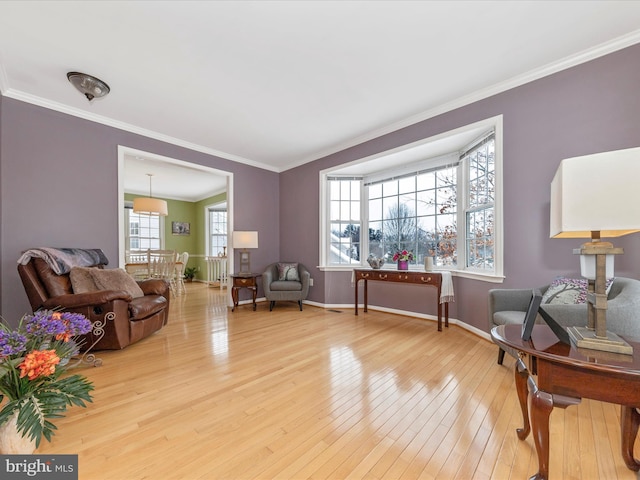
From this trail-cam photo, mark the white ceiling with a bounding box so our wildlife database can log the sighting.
[1,1,640,201]
[122,151,228,202]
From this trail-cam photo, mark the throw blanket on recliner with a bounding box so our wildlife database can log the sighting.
[17,248,109,275]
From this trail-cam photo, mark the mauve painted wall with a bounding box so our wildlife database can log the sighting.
[280,43,640,333]
[0,98,279,324]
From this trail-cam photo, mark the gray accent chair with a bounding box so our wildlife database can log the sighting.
[489,277,640,365]
[262,262,311,311]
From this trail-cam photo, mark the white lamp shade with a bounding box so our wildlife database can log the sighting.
[233,231,258,249]
[550,147,640,238]
[133,197,168,216]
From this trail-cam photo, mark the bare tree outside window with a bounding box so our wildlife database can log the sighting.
[465,136,495,269]
[370,167,458,267]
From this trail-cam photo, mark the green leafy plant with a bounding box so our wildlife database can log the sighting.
[0,310,94,447]
[184,266,197,280]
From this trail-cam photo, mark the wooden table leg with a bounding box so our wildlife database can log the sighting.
[231,286,239,312]
[355,279,359,315]
[526,374,580,480]
[515,357,530,440]
[621,406,640,471]
[437,300,442,331]
[527,377,554,480]
[363,279,368,313]
[252,287,257,311]
[444,301,449,328]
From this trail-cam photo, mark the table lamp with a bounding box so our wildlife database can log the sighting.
[550,146,640,354]
[233,231,258,274]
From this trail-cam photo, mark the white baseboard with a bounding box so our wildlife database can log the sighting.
[303,301,492,342]
[211,292,492,343]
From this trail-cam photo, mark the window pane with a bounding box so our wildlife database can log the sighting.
[330,200,340,220]
[382,196,398,219]
[209,209,227,256]
[369,183,382,199]
[398,176,414,194]
[368,221,383,257]
[369,198,383,221]
[465,135,495,271]
[416,190,435,216]
[417,172,435,190]
[328,179,361,264]
[382,180,397,197]
[128,211,160,252]
[466,206,494,269]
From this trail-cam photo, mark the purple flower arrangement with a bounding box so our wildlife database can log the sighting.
[0,310,94,449]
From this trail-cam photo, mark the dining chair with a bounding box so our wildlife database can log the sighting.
[125,252,151,280]
[174,251,189,295]
[147,249,177,295]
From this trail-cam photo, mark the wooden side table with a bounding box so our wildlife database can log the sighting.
[230,273,261,311]
[491,324,640,480]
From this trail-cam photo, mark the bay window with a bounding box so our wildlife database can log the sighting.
[320,116,502,280]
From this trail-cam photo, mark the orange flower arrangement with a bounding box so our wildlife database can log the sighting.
[0,310,94,448]
[19,349,61,380]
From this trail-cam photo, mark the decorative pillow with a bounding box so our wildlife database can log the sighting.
[277,263,300,281]
[541,277,614,305]
[69,267,99,294]
[89,268,145,298]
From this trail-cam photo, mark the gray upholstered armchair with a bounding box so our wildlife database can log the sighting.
[262,262,310,311]
[489,277,640,364]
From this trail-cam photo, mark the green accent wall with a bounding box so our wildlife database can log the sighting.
[125,193,227,281]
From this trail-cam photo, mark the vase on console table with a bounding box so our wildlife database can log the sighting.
[397,260,409,270]
[367,254,385,269]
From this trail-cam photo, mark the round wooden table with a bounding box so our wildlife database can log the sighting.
[491,324,640,480]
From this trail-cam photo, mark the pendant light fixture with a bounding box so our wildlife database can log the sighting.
[133,174,168,216]
[67,72,110,101]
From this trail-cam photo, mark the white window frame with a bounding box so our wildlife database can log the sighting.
[124,205,165,253]
[206,204,228,257]
[319,116,503,283]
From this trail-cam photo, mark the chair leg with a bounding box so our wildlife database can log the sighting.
[497,348,506,365]
[269,301,275,311]
[298,300,303,311]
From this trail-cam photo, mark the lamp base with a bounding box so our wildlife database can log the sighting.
[567,326,633,355]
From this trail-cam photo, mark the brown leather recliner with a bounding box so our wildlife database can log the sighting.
[18,257,170,350]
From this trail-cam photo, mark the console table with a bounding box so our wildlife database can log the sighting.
[491,324,640,480]
[353,269,449,331]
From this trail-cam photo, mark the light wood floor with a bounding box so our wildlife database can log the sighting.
[37,282,640,479]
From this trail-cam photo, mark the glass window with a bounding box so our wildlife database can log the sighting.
[126,209,161,252]
[321,119,501,280]
[208,209,227,256]
[464,136,495,270]
[328,178,361,265]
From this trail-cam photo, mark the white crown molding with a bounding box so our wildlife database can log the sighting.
[1,88,280,173]
[280,29,640,172]
[2,29,639,174]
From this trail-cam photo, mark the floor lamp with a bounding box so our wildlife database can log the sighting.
[550,147,640,354]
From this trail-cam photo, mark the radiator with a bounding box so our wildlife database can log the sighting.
[206,256,228,289]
